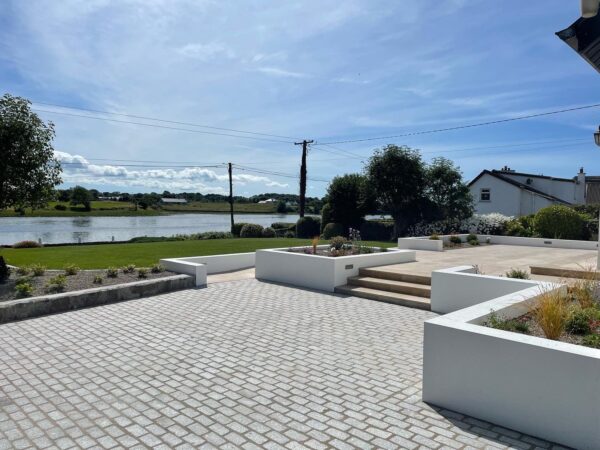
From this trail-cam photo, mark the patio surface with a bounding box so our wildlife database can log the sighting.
[377,244,597,279]
[0,280,566,449]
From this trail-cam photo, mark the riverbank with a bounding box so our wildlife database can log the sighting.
[0,238,396,269]
[0,201,279,217]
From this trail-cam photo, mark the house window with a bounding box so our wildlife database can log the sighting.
[480,188,491,202]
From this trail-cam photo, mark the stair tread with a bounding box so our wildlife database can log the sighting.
[358,268,431,284]
[348,276,431,291]
[335,285,431,309]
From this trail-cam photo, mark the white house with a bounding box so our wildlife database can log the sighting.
[468,167,598,217]
[160,198,187,204]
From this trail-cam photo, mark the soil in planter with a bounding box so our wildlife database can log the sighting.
[0,269,175,302]
[287,246,386,257]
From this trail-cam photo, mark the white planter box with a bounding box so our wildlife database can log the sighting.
[255,247,416,292]
[423,270,599,449]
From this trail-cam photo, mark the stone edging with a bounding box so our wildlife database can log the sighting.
[0,274,194,324]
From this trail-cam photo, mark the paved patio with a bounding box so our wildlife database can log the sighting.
[0,280,566,449]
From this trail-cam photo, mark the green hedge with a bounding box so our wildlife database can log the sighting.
[296,216,321,238]
[240,223,264,238]
[534,205,587,240]
[360,220,394,241]
[322,222,344,239]
[232,222,250,237]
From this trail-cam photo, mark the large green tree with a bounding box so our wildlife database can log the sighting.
[365,145,426,236]
[425,157,473,222]
[323,173,374,231]
[0,94,62,210]
[70,186,92,211]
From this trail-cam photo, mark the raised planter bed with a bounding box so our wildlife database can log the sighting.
[255,246,416,292]
[0,274,193,324]
[423,268,599,449]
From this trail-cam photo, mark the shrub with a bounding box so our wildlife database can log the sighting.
[466,233,478,242]
[16,266,30,276]
[320,203,332,233]
[106,267,119,278]
[54,204,67,211]
[64,264,79,276]
[359,245,375,254]
[15,281,34,298]
[407,213,513,237]
[486,311,530,334]
[284,231,295,238]
[582,334,600,349]
[568,272,598,309]
[449,235,462,244]
[30,264,46,276]
[429,234,440,240]
[505,268,530,280]
[296,216,321,239]
[322,223,344,240]
[12,240,42,248]
[150,263,164,273]
[533,205,587,240]
[330,236,347,250]
[232,222,250,237]
[122,264,136,274]
[0,256,9,283]
[240,223,264,238]
[565,307,598,335]
[45,274,67,293]
[262,227,276,238]
[534,288,568,340]
[137,268,149,279]
[271,222,295,230]
[93,275,103,284]
[359,220,394,241]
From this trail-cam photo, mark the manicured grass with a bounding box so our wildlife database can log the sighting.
[0,239,395,269]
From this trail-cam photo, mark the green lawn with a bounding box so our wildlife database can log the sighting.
[1,238,396,269]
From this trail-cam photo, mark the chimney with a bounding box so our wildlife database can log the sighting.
[576,167,586,203]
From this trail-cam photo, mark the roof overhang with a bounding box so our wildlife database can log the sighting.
[556,9,600,73]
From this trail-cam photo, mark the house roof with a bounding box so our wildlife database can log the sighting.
[556,12,600,74]
[468,170,572,204]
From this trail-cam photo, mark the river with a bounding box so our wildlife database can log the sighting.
[0,213,304,245]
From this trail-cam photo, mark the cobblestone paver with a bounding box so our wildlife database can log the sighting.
[0,279,565,449]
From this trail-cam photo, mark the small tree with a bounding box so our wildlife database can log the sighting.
[276,201,288,213]
[365,145,426,237]
[70,186,92,211]
[0,256,9,283]
[425,157,473,221]
[325,174,374,232]
[0,94,62,210]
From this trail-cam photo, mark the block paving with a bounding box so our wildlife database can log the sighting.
[0,279,567,449]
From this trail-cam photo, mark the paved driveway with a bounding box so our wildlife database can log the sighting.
[0,280,563,449]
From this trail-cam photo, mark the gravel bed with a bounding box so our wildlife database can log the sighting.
[0,269,176,302]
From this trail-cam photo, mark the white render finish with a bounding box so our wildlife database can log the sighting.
[255,247,416,292]
[397,237,443,251]
[470,173,525,216]
[423,271,600,449]
[160,258,208,287]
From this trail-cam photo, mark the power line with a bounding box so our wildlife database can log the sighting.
[32,101,299,140]
[313,103,600,145]
[59,162,226,168]
[32,108,295,144]
[233,164,329,182]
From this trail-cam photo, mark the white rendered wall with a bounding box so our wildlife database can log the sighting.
[173,252,255,274]
[470,173,522,216]
[160,258,207,287]
[397,237,443,251]
[255,248,416,292]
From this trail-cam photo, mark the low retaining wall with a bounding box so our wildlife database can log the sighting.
[423,271,600,449]
[256,247,416,292]
[0,274,193,324]
[160,252,255,287]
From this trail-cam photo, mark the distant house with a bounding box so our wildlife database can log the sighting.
[258,198,277,204]
[469,166,599,217]
[160,198,187,204]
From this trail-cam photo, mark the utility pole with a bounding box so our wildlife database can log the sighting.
[294,139,313,217]
[228,162,234,233]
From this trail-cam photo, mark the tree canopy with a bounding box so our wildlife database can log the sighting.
[323,173,374,231]
[70,186,92,211]
[0,94,62,210]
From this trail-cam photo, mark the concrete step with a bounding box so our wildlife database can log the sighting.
[347,276,431,298]
[335,285,431,310]
[358,267,431,285]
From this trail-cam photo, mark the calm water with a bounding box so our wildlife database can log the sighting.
[0,213,304,245]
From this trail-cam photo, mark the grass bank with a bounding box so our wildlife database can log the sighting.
[0,238,396,269]
[0,201,280,217]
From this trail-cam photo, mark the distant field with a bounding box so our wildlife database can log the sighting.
[0,201,279,217]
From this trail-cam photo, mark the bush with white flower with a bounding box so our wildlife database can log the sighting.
[406,213,513,237]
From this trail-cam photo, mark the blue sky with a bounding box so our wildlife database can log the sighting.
[1,0,598,196]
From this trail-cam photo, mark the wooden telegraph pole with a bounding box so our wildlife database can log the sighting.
[228,162,234,233]
[294,140,313,217]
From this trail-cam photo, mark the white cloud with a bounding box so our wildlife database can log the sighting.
[176,42,236,61]
[255,67,311,79]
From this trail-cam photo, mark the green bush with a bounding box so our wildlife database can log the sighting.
[262,227,276,238]
[486,311,530,334]
[30,264,46,276]
[93,275,103,284]
[122,264,136,274]
[137,268,149,279]
[466,233,478,242]
[284,231,295,238]
[232,222,250,237]
[322,223,344,240]
[54,204,67,211]
[240,223,264,238]
[329,236,347,250]
[0,256,9,283]
[106,267,119,278]
[64,264,79,276]
[296,216,321,238]
[16,266,30,276]
[320,203,332,232]
[534,205,587,240]
[449,235,462,244]
[45,274,67,293]
[582,334,600,348]
[566,307,599,335]
[151,263,164,273]
[15,281,34,298]
[271,222,295,230]
[505,220,532,237]
[429,234,440,240]
[13,240,42,248]
[505,268,530,280]
[359,220,394,241]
